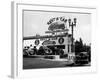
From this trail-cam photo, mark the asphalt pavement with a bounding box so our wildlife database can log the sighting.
[23,57,90,69]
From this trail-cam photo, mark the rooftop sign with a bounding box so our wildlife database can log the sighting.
[47,17,67,31]
[47,17,67,25]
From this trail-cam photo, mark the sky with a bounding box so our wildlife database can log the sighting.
[23,10,91,45]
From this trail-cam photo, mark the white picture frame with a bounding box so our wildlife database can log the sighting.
[11,1,97,79]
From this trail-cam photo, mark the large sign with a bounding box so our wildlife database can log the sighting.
[48,22,65,31]
[47,17,67,31]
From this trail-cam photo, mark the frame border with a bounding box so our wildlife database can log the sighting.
[11,1,97,78]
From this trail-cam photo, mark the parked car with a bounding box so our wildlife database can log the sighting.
[23,46,30,56]
[47,46,64,55]
[38,46,52,55]
[75,52,89,65]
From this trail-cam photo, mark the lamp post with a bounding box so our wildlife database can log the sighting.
[68,18,77,52]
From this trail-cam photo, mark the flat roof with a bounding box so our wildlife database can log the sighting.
[45,29,69,33]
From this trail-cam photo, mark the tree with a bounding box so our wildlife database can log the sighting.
[75,38,91,57]
[75,38,83,53]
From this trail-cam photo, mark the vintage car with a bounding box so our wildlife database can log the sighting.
[75,52,89,65]
[23,46,37,56]
[23,46,30,56]
[38,46,52,55]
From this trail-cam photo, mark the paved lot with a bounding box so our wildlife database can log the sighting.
[23,57,90,69]
[23,57,71,69]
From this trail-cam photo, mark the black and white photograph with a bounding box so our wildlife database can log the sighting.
[23,10,91,69]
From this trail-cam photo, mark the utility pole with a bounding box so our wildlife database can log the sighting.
[68,18,77,53]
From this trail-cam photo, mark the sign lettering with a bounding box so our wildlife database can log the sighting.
[47,17,67,25]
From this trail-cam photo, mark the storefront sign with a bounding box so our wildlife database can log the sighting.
[40,37,57,41]
[42,40,56,45]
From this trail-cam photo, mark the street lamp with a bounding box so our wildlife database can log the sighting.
[68,18,77,52]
